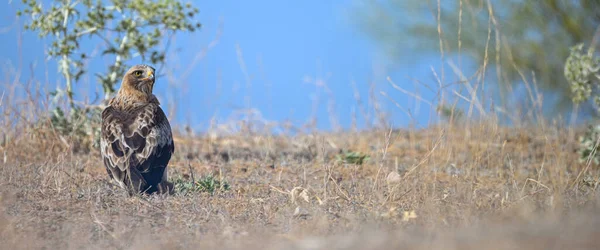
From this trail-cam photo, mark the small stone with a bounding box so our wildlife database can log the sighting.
[386,171,402,185]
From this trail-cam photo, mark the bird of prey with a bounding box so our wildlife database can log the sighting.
[100,64,174,195]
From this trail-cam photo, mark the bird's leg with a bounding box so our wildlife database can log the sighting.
[157,181,174,195]
[156,166,173,194]
[126,167,148,195]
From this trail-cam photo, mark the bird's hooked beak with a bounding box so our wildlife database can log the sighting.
[147,71,155,82]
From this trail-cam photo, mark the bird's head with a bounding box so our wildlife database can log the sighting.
[119,64,156,98]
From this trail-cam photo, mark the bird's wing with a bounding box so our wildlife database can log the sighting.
[100,104,174,174]
[100,106,130,173]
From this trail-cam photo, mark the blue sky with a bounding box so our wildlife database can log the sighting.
[0,1,447,132]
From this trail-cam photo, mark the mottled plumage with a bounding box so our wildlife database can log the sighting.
[100,64,174,195]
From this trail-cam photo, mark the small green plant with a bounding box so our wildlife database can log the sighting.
[336,150,370,165]
[174,174,230,195]
[578,124,600,164]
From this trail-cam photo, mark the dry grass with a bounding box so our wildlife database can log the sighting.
[1,117,600,249]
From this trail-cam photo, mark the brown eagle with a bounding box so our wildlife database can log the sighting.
[100,64,174,195]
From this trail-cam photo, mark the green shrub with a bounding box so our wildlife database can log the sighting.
[565,43,600,110]
[565,43,600,164]
[17,0,201,146]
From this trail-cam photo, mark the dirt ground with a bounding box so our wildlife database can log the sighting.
[1,122,600,249]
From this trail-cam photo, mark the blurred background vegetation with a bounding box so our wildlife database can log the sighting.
[356,0,600,118]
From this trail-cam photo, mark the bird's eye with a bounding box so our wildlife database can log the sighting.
[134,71,142,77]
